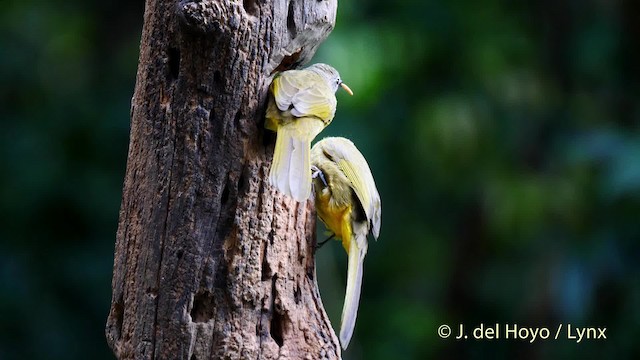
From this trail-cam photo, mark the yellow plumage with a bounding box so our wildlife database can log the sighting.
[265,64,351,201]
[311,137,381,349]
[314,189,353,252]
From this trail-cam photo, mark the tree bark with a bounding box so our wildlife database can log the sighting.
[105,1,340,359]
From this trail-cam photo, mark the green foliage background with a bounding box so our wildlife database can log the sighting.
[1,0,638,359]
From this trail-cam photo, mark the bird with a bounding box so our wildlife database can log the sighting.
[265,63,353,202]
[310,137,381,349]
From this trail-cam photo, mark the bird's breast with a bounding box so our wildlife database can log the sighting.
[316,190,351,241]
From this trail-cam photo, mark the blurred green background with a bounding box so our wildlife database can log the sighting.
[1,0,638,359]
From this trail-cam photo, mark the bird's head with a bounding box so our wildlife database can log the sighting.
[308,63,353,95]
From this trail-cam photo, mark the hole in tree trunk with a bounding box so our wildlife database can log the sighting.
[268,229,275,246]
[306,265,315,281]
[221,181,230,205]
[294,282,301,304]
[243,0,258,16]
[213,70,222,86]
[269,275,284,346]
[270,311,284,347]
[263,127,276,149]
[234,110,243,133]
[167,47,180,80]
[287,1,297,37]
[261,242,270,281]
[237,164,250,196]
[191,290,215,322]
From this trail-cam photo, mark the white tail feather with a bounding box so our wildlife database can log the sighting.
[340,235,366,349]
[288,134,312,201]
[269,123,313,202]
[269,129,293,195]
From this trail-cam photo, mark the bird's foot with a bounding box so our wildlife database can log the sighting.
[311,165,328,187]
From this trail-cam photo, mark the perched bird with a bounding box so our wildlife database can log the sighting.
[310,137,381,349]
[265,63,353,202]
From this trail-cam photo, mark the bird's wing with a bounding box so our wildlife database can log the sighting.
[330,139,382,239]
[272,71,336,122]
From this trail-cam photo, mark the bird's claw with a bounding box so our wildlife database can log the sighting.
[311,165,328,187]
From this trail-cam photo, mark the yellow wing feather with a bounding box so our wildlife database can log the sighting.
[271,71,336,123]
[328,139,381,238]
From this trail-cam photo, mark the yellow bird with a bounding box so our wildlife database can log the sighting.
[310,137,381,349]
[265,64,353,202]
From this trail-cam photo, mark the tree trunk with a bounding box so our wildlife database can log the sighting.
[105,1,340,359]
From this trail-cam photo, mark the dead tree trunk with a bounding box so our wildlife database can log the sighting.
[105,1,340,359]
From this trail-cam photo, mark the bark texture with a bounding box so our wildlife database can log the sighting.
[105,0,340,359]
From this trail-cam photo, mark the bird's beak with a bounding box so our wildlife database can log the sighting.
[340,82,354,96]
